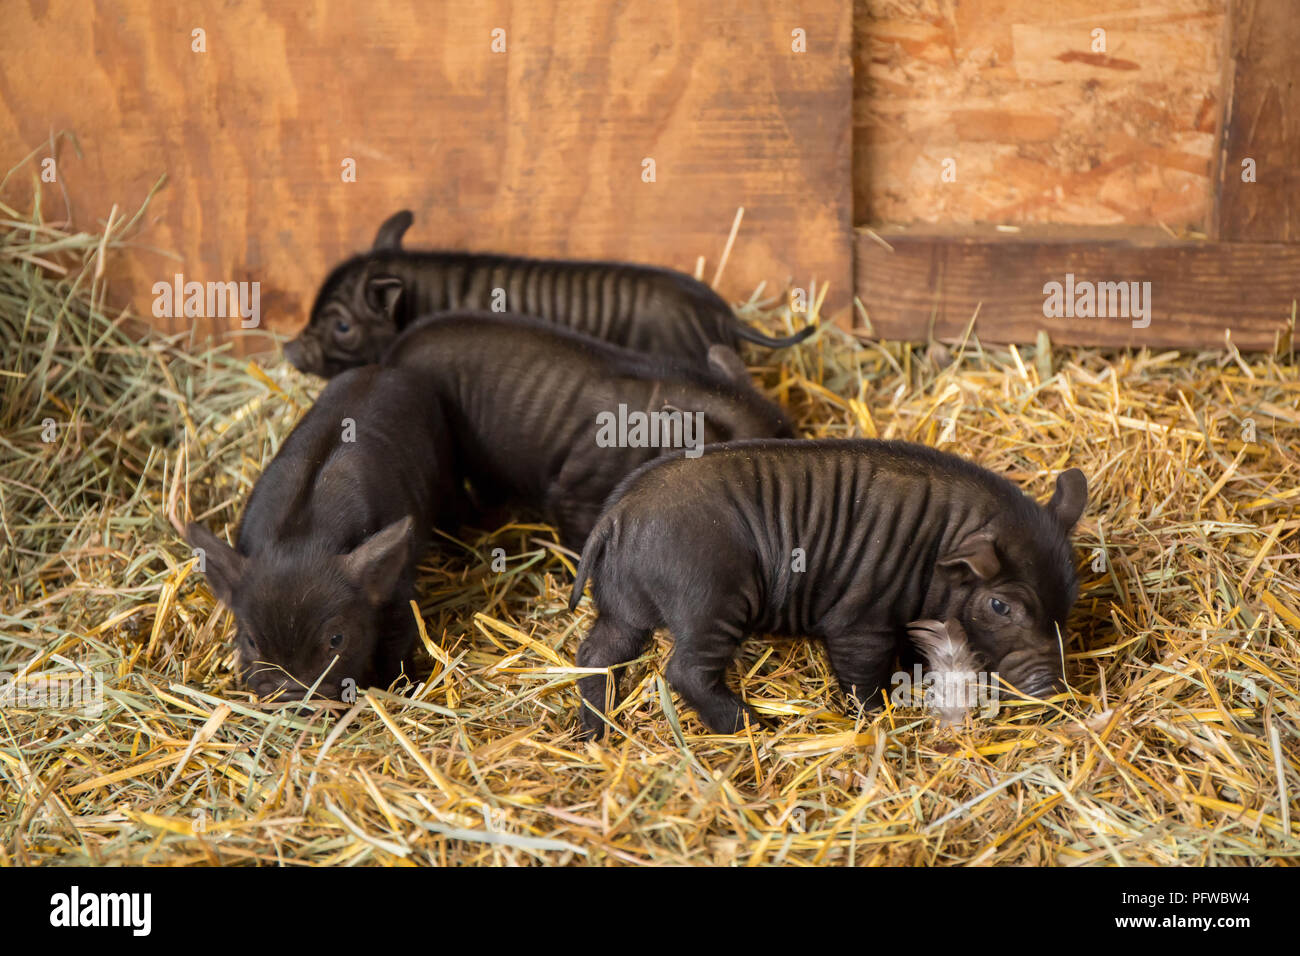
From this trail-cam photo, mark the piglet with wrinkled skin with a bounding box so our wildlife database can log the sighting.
[380,311,795,549]
[185,365,460,700]
[284,210,815,377]
[570,439,1086,738]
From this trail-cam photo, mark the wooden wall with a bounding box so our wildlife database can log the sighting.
[0,0,854,349]
[4,0,1297,350]
[855,0,1300,352]
[1213,0,1300,242]
[855,0,1227,229]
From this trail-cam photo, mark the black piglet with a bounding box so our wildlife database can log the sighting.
[186,365,460,700]
[285,210,815,377]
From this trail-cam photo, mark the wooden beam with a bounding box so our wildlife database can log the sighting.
[1213,0,1300,241]
[856,227,1297,350]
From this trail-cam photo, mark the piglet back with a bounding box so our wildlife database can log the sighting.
[237,365,456,558]
[235,368,380,555]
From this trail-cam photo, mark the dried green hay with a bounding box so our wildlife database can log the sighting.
[1,187,1297,866]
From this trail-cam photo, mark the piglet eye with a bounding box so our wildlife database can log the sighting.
[329,633,344,650]
[990,598,1010,617]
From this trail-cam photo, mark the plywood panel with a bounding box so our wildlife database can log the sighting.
[1213,0,1300,241]
[0,0,853,349]
[857,226,1298,349]
[855,0,1227,228]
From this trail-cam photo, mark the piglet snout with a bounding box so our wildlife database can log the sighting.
[283,336,317,374]
[250,678,342,703]
[996,648,1064,700]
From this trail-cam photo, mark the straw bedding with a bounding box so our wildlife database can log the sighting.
[1,195,1297,866]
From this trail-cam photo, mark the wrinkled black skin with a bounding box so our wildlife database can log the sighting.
[380,312,796,549]
[186,366,460,700]
[570,439,1087,738]
[285,210,815,378]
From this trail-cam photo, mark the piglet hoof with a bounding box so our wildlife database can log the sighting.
[578,706,612,743]
[741,705,768,734]
[712,703,766,737]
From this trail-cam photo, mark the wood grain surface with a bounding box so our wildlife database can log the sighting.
[1213,0,1300,241]
[857,226,1298,349]
[1,0,853,350]
[855,0,1226,229]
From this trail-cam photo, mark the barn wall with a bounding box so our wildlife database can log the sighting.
[855,0,1227,229]
[9,0,1292,351]
[0,0,853,349]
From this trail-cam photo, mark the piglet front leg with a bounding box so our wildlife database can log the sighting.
[822,628,898,712]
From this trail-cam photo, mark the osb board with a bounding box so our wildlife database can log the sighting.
[855,0,1227,228]
[0,0,853,349]
[856,226,1298,350]
[1213,0,1300,242]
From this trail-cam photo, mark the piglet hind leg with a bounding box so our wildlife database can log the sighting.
[576,615,653,740]
[822,629,898,714]
[543,480,601,552]
[664,621,761,735]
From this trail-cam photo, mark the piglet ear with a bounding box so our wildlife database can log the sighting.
[364,274,404,318]
[185,523,246,606]
[706,345,752,389]
[938,531,1001,580]
[1047,468,1087,532]
[372,210,413,251]
[342,517,413,605]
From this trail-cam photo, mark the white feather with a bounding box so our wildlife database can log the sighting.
[907,619,986,728]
